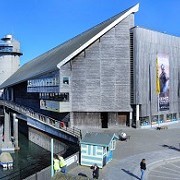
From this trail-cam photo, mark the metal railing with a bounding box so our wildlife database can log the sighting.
[0,100,82,139]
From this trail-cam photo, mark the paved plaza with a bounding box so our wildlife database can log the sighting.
[69,122,180,179]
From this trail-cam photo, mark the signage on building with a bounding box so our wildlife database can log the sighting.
[156,54,169,111]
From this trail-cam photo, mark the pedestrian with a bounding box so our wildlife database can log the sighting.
[53,154,60,173]
[58,155,67,174]
[90,163,99,179]
[140,159,146,180]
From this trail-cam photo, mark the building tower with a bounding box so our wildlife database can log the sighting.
[0,34,22,86]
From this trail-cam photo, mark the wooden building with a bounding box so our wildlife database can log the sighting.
[80,132,118,168]
[0,3,180,129]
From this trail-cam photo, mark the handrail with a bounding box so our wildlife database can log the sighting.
[0,100,82,139]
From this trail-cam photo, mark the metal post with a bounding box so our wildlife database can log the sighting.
[157,95,160,127]
[70,112,74,128]
[51,138,54,177]
[129,112,132,127]
[0,122,3,146]
[2,109,14,152]
[136,104,140,128]
[149,64,152,127]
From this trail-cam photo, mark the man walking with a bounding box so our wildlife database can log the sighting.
[140,159,146,180]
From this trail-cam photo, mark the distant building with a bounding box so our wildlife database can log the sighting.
[0,35,22,98]
[0,4,179,129]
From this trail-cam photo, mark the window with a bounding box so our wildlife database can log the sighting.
[159,114,164,123]
[140,116,150,126]
[40,92,69,102]
[172,113,177,121]
[88,145,96,156]
[63,77,69,84]
[111,140,116,150]
[166,114,172,122]
[152,115,158,125]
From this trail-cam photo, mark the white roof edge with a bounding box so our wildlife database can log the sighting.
[57,3,139,69]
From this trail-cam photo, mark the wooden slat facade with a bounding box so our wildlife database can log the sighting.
[60,15,135,127]
[132,27,180,122]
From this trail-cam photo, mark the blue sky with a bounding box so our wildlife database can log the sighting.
[0,0,179,65]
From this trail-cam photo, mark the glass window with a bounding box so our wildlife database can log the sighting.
[172,113,177,121]
[159,114,164,123]
[140,116,150,126]
[152,115,158,125]
[63,77,69,84]
[166,114,172,122]
[111,140,116,150]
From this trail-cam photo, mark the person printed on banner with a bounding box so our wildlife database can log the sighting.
[159,64,169,96]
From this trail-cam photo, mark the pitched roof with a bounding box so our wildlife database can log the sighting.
[0,4,139,89]
[80,132,118,146]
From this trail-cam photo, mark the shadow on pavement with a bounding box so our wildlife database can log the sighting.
[161,144,180,152]
[121,169,141,180]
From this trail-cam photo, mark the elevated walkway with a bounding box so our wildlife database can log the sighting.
[0,100,82,143]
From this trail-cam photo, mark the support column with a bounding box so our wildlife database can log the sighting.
[0,122,3,146]
[1,109,14,152]
[136,104,140,128]
[70,112,74,128]
[129,111,132,127]
[10,88,14,101]
[13,113,20,150]
[4,110,11,143]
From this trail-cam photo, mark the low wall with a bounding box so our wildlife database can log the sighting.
[29,127,67,154]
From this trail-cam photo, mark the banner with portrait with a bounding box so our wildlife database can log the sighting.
[156,54,169,111]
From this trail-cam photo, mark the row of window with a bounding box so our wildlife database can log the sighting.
[27,77,59,87]
[27,77,70,87]
[140,113,178,126]
[0,46,13,52]
[27,86,59,93]
[39,92,69,102]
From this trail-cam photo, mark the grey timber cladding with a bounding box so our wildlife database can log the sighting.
[132,27,180,117]
[62,15,134,112]
[0,4,137,89]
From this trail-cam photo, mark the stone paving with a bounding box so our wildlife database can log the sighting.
[68,122,180,179]
[148,158,180,180]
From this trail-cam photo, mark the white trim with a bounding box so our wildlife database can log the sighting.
[57,4,139,69]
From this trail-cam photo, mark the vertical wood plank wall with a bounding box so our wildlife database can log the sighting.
[60,15,135,126]
[132,27,180,118]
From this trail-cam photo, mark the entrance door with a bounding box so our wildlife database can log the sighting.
[101,112,108,128]
[117,112,128,126]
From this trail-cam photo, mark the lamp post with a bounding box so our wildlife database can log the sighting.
[51,138,54,177]
[149,64,152,127]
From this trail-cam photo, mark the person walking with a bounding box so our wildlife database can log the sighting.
[140,159,146,180]
[53,154,60,173]
[58,155,67,174]
[90,164,99,179]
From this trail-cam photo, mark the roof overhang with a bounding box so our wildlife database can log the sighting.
[57,3,139,69]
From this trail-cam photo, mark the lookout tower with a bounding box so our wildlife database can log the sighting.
[0,34,22,86]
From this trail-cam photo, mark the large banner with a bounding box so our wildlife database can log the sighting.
[156,54,169,111]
